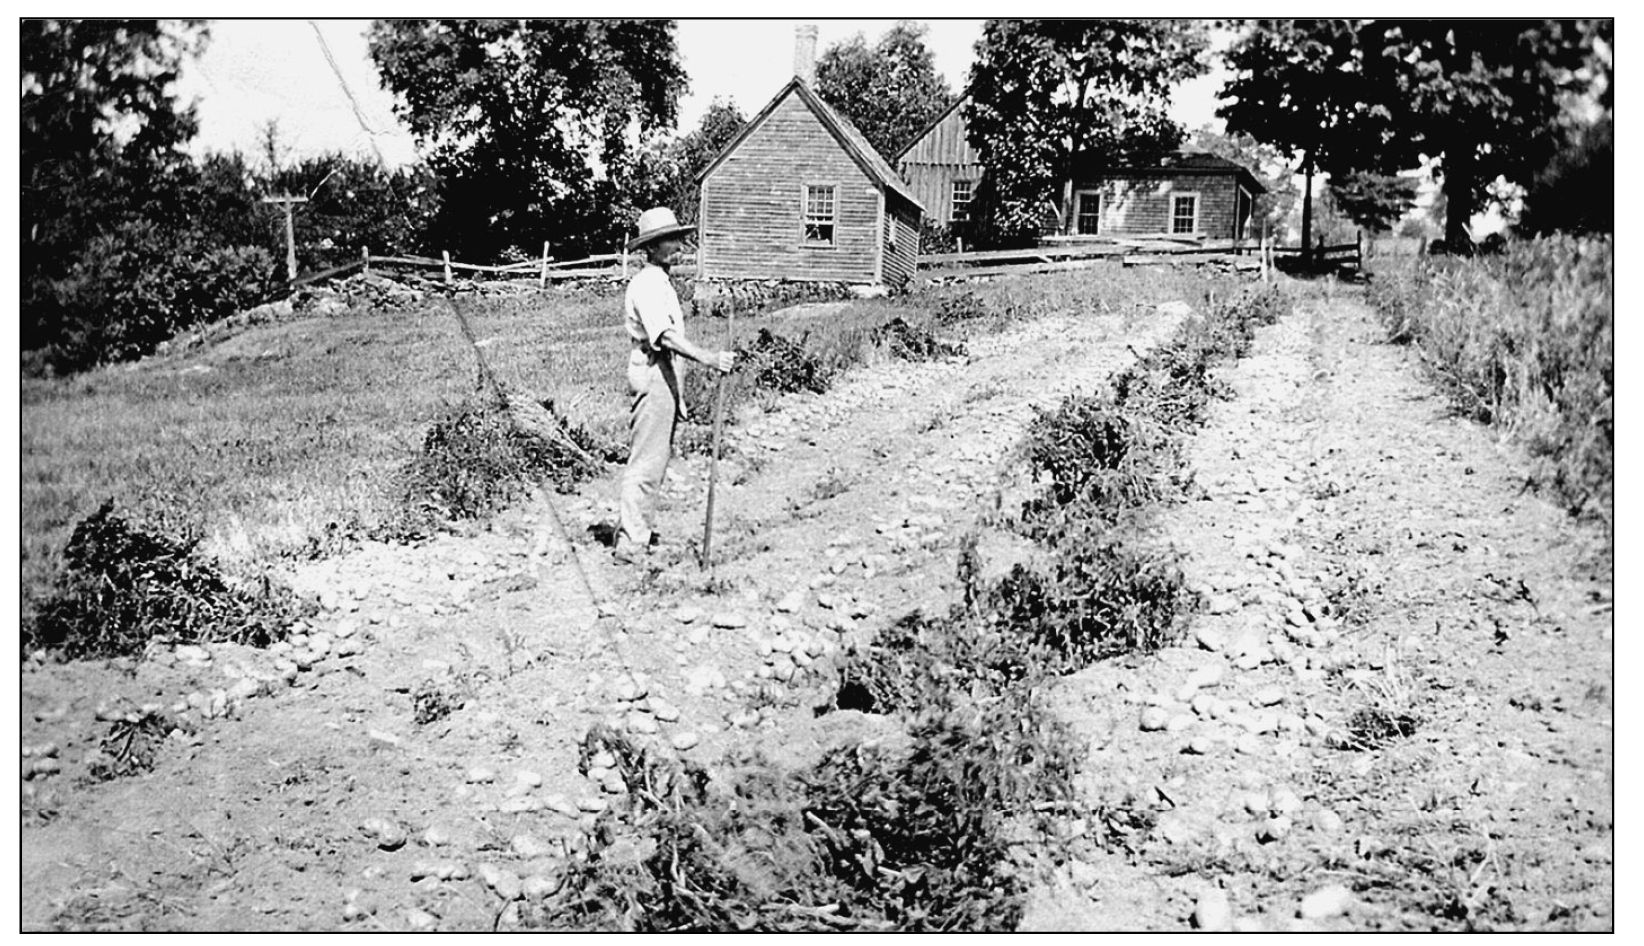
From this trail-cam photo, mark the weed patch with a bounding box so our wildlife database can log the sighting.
[86,708,179,781]
[1337,707,1423,750]
[380,393,605,540]
[25,501,309,660]
[1366,236,1613,526]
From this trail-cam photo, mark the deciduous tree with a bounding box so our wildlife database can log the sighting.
[21,19,211,349]
[815,21,955,159]
[368,19,686,259]
[1375,19,1604,245]
[1189,126,1299,241]
[1218,19,1410,258]
[633,98,745,228]
[966,19,1209,245]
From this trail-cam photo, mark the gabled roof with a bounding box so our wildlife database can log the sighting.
[1088,150,1268,194]
[894,93,971,164]
[695,78,924,214]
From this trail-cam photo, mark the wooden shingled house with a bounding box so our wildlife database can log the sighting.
[694,27,924,291]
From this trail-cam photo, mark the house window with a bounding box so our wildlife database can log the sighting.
[1074,190,1102,235]
[803,184,837,245]
[950,179,974,223]
[1171,193,1199,235]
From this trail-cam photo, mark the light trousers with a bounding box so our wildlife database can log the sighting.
[618,362,679,548]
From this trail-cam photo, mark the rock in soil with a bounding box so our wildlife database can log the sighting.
[360,817,407,850]
[1298,884,1355,920]
[1192,888,1233,930]
[1139,707,1171,732]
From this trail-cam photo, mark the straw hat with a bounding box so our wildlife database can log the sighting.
[627,207,696,252]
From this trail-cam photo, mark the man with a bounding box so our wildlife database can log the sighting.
[616,207,734,565]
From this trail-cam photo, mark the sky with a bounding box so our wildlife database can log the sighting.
[173,19,1231,169]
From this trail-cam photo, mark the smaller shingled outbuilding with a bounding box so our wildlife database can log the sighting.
[1069,151,1267,241]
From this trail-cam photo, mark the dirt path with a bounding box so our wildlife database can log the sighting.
[1021,291,1611,931]
[20,297,1188,931]
[19,286,1610,931]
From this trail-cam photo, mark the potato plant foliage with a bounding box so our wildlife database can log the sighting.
[542,283,1291,931]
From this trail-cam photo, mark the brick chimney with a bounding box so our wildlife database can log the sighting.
[794,25,818,85]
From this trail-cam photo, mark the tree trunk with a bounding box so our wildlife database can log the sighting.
[1443,144,1475,253]
[1300,148,1315,265]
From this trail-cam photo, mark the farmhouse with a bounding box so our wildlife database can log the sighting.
[695,28,924,290]
[896,95,1265,242]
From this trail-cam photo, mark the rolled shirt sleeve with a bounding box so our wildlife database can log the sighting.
[627,267,684,351]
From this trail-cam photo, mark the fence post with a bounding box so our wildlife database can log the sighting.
[1260,226,1269,284]
[539,240,551,289]
[1357,229,1364,270]
[362,245,370,275]
[442,250,452,285]
[619,243,628,280]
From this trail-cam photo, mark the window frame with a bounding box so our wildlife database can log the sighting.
[1170,191,1201,236]
[950,179,975,224]
[801,182,840,248]
[1073,188,1102,235]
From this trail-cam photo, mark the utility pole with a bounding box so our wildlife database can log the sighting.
[262,194,310,281]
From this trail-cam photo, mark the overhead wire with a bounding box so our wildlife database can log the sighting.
[308,19,388,167]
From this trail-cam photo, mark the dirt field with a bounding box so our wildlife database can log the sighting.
[19,278,1611,931]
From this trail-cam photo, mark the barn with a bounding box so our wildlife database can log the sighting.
[694,29,924,290]
[895,95,983,229]
[1069,151,1266,242]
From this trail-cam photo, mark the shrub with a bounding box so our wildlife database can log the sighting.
[1367,236,1612,525]
[25,501,309,659]
[736,328,836,396]
[869,317,966,361]
[40,220,283,374]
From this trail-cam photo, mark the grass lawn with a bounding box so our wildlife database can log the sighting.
[20,264,1241,611]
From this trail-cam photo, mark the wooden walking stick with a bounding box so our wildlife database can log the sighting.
[699,301,735,570]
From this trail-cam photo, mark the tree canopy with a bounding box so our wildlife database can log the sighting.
[814,21,955,160]
[1218,19,1411,254]
[368,19,687,258]
[1188,126,1299,241]
[632,98,746,227]
[1219,19,1609,250]
[1374,20,1600,246]
[966,19,1209,244]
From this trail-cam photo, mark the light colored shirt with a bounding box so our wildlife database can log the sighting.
[623,263,688,418]
[625,264,684,355]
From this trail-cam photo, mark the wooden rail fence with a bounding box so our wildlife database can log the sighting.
[917,231,1364,284]
[296,231,1362,291]
[292,241,660,289]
